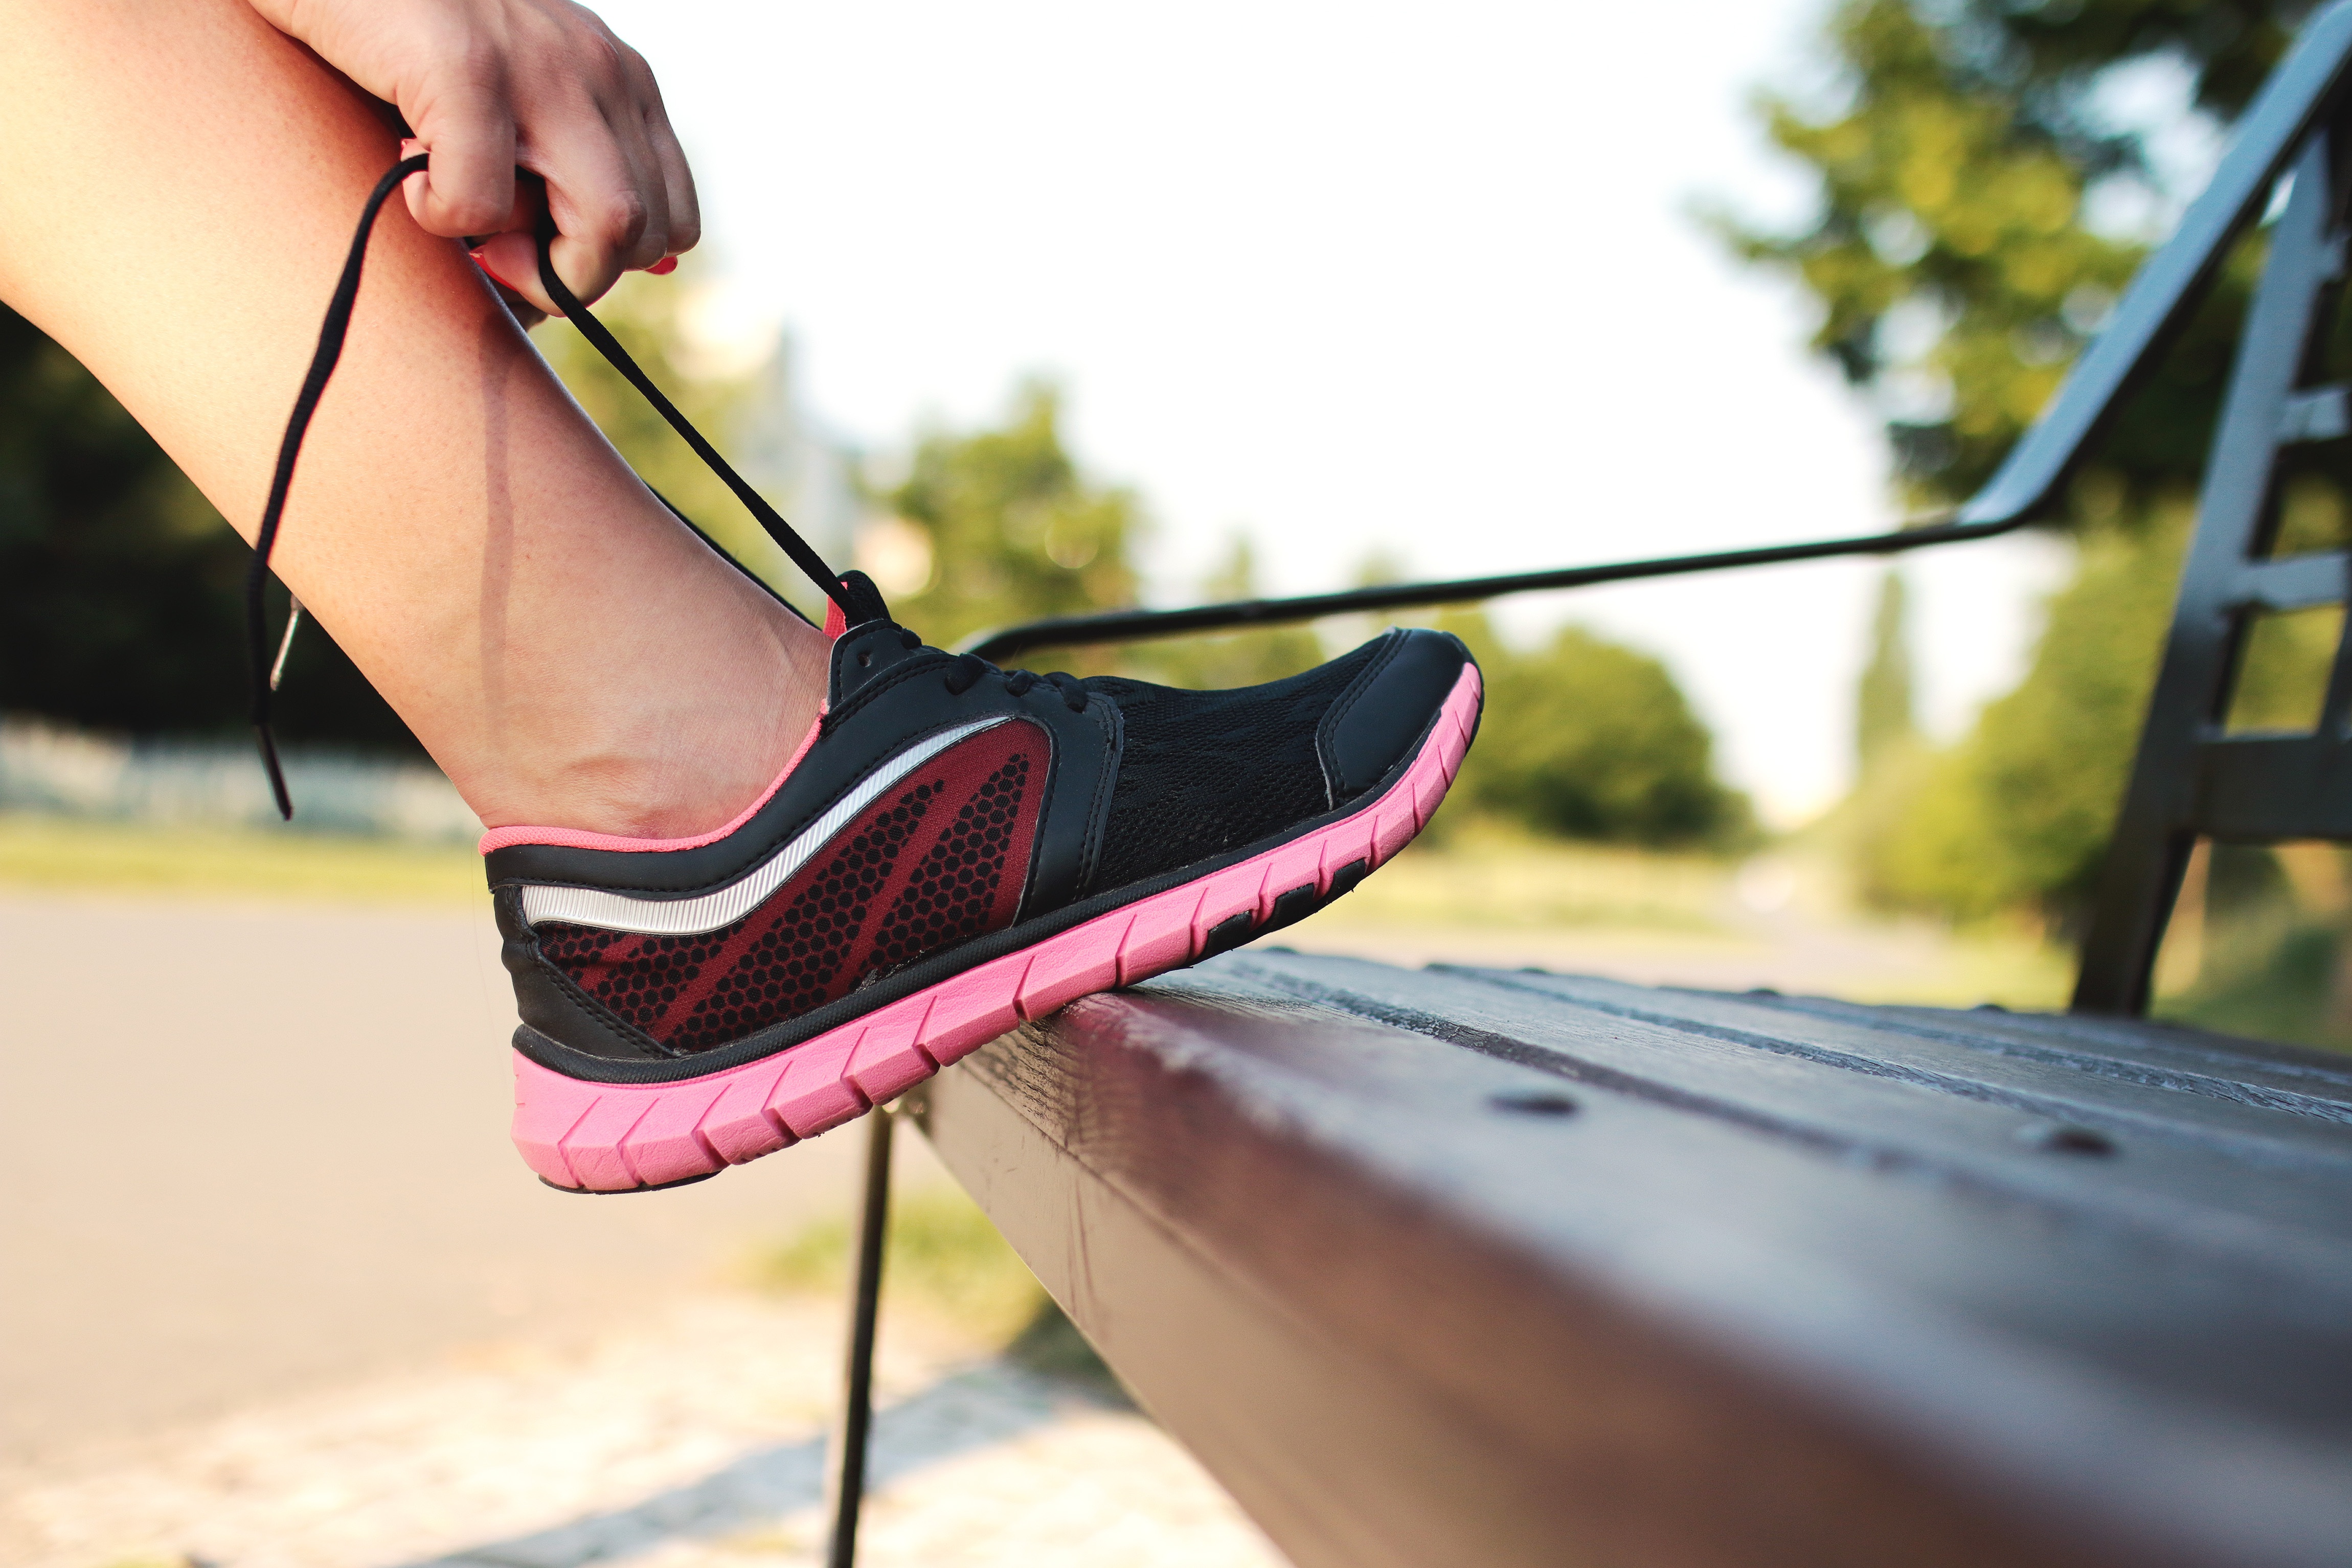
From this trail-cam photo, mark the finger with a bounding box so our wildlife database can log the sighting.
[401,76,518,240]
[470,230,553,322]
[516,71,663,306]
[642,108,700,261]
[628,50,702,260]
[465,176,559,320]
[590,77,674,273]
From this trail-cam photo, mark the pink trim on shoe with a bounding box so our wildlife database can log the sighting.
[478,711,828,855]
[513,664,1482,1191]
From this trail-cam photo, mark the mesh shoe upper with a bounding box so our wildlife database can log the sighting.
[493,624,1469,1068]
[1082,642,1380,890]
[532,718,1045,1054]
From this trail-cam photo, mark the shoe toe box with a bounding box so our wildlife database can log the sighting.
[1318,628,1474,804]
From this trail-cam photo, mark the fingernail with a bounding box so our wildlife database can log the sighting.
[647,256,678,276]
[471,246,518,292]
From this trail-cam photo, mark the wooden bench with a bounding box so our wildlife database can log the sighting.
[910,956,2352,1568]
[825,6,2352,1563]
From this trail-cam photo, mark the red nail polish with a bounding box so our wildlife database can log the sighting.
[647,256,678,276]
[471,247,518,292]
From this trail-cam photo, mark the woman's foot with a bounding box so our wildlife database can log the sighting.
[490,584,1481,1191]
[231,160,1481,1192]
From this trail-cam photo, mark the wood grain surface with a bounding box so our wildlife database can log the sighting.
[909,949,2352,1568]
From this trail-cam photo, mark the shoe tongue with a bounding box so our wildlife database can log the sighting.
[823,570,893,639]
[828,617,921,706]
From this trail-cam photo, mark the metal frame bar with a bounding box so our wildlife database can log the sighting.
[2074,123,2352,1012]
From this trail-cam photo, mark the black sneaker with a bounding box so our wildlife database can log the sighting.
[245,167,1480,1191]
[492,584,1479,1189]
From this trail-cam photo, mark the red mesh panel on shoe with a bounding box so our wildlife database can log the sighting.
[535,720,1046,1054]
[868,751,1033,969]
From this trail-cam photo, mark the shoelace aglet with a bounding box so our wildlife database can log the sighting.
[253,723,294,822]
[269,597,302,693]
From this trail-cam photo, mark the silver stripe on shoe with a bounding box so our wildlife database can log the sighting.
[518,716,1010,937]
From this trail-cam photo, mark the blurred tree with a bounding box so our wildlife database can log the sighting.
[1855,513,2184,921]
[1850,496,2340,924]
[1731,0,2337,924]
[533,268,818,617]
[0,304,419,753]
[1461,618,1754,850]
[1138,534,1329,689]
[1722,0,2315,513]
[885,382,1143,654]
[1855,567,1918,774]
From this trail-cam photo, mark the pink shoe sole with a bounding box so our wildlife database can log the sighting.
[512,663,1482,1191]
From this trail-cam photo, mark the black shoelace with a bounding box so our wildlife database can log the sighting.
[941,642,1089,712]
[254,157,1080,817]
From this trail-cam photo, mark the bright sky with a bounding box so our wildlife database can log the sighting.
[591,0,2075,826]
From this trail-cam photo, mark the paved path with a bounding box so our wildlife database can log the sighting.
[0,894,915,1467]
[2,878,2034,1566]
[3,1290,1283,1568]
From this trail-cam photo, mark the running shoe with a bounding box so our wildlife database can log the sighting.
[491,581,1479,1190]
[248,159,1480,1191]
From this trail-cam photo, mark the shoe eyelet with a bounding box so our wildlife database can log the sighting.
[857,651,873,669]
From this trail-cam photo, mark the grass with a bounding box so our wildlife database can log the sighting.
[1319,825,1735,934]
[2158,915,2352,1052]
[0,811,481,904]
[0,806,2092,1024]
[749,1184,1125,1397]
[752,1186,1049,1341]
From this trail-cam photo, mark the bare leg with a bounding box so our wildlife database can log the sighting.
[0,0,829,837]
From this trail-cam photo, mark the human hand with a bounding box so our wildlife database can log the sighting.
[247,0,696,314]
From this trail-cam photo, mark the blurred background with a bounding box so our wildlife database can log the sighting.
[7,1,2350,1564]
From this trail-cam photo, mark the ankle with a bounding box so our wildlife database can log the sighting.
[467,612,831,842]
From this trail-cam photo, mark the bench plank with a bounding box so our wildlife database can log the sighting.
[1260,959,2352,1260]
[908,951,2352,1568]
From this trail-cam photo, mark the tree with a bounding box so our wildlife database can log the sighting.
[1459,618,1753,850]
[1732,0,2335,924]
[0,304,419,753]
[1137,534,1329,690]
[1723,0,2315,514]
[1855,567,1917,775]
[884,382,1143,655]
[1854,513,2184,920]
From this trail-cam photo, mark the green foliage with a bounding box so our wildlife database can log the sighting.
[1740,0,2344,930]
[1856,567,1918,773]
[1133,535,1329,690]
[1442,609,1753,850]
[2160,846,2352,1049]
[0,306,418,751]
[886,383,1143,654]
[1852,517,2182,921]
[2167,914,2352,1044]
[534,270,816,613]
[1856,511,2341,924]
[1723,0,2311,511]
[754,1186,1047,1339]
